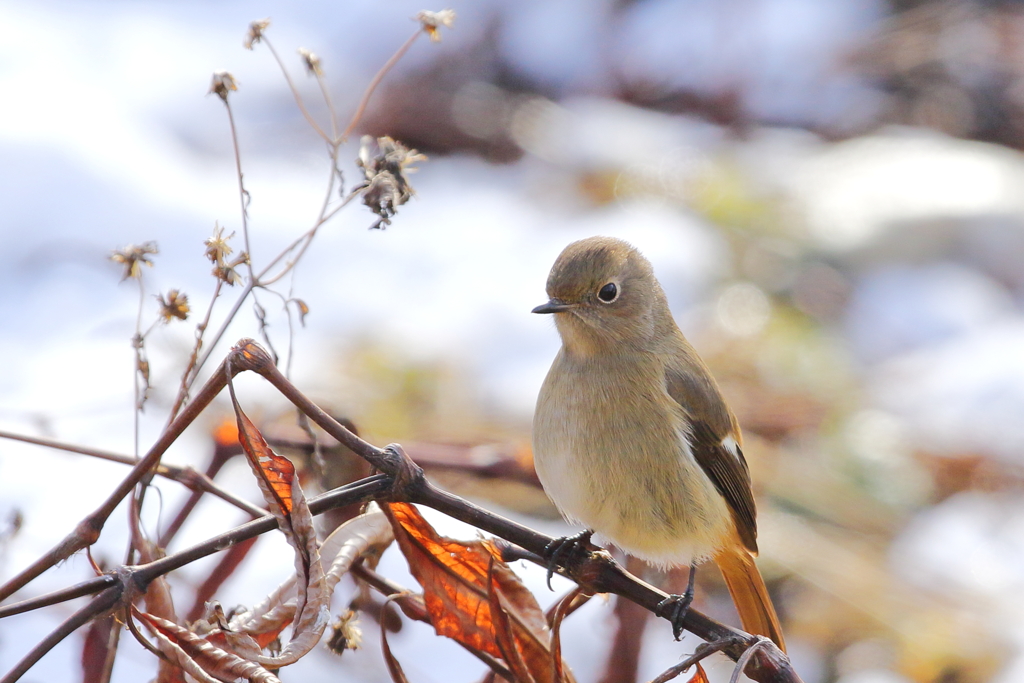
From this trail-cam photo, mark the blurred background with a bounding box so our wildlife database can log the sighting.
[3,0,1024,681]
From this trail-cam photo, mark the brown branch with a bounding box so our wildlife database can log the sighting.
[0,587,121,683]
[0,576,117,619]
[0,475,391,624]
[241,339,801,683]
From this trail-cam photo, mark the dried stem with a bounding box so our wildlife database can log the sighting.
[649,637,743,683]
[340,27,422,141]
[0,430,262,521]
[221,97,255,282]
[262,36,330,143]
[167,266,225,423]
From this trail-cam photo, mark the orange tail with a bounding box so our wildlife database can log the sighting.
[713,546,786,653]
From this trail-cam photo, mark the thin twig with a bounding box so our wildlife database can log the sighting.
[650,637,743,683]
[222,98,255,282]
[314,69,339,142]
[0,576,117,619]
[340,27,422,141]
[549,586,585,683]
[262,36,330,143]
[167,273,224,423]
[730,637,772,683]
[0,430,263,523]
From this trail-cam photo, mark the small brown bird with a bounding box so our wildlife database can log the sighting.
[532,236,785,650]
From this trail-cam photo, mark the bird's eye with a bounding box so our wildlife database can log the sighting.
[597,282,618,303]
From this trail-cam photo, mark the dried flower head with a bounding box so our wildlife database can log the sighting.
[214,253,249,286]
[244,19,270,50]
[416,9,456,42]
[157,289,190,323]
[204,223,235,264]
[209,71,238,101]
[298,48,322,76]
[111,242,158,281]
[325,610,362,655]
[355,136,426,229]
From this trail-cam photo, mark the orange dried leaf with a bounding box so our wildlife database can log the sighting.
[385,503,574,683]
[226,391,329,667]
[688,662,709,683]
[234,409,294,516]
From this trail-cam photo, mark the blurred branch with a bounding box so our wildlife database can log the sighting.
[0,430,263,521]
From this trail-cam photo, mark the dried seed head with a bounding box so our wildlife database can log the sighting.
[213,252,249,286]
[111,242,158,281]
[325,610,362,655]
[298,48,322,76]
[209,71,238,101]
[244,18,271,50]
[416,9,456,42]
[204,223,235,264]
[157,290,190,323]
[355,136,426,229]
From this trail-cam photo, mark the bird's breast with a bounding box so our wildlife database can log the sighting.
[532,352,732,565]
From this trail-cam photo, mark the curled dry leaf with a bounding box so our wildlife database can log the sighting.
[138,611,282,683]
[224,395,329,667]
[228,504,394,644]
[385,502,575,683]
[380,596,412,683]
[689,662,710,683]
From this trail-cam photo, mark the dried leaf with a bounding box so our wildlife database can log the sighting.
[688,662,709,683]
[235,407,294,516]
[227,505,393,647]
[293,298,310,325]
[381,598,412,683]
[138,611,281,683]
[227,395,329,667]
[385,503,574,683]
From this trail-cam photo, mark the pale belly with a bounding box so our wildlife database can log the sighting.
[533,357,732,566]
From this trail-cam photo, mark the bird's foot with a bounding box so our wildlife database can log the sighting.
[543,529,594,590]
[656,563,697,641]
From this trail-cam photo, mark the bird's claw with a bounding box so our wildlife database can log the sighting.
[656,563,697,640]
[543,529,593,590]
[656,593,694,641]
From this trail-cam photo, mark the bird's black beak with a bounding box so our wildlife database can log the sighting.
[532,298,574,314]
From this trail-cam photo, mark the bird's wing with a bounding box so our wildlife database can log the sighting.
[665,365,759,553]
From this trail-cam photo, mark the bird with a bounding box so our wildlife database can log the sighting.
[531,235,785,651]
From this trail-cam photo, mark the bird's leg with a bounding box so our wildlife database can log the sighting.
[543,529,594,590]
[656,562,697,640]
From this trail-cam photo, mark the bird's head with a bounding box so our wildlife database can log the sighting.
[533,236,665,354]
